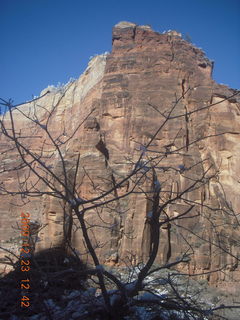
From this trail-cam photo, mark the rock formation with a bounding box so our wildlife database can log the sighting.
[0,22,240,294]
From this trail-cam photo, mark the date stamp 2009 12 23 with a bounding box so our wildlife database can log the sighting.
[20,212,31,308]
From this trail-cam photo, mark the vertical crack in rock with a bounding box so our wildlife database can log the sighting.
[184,105,190,151]
[110,173,124,254]
[182,79,190,151]
[95,136,109,167]
[142,188,153,259]
[166,33,176,65]
[132,25,137,41]
[170,39,175,62]
[181,79,186,98]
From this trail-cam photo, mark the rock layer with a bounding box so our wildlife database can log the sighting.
[1,22,240,293]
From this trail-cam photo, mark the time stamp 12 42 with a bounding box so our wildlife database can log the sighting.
[20,212,31,308]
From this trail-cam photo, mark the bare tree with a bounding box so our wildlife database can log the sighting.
[0,85,240,319]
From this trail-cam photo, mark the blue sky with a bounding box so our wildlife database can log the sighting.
[0,0,239,104]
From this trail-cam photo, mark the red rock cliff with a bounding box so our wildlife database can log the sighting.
[1,22,240,293]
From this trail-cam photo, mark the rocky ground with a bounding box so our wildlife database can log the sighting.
[1,253,240,320]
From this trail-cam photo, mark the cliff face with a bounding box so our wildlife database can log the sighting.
[1,22,240,292]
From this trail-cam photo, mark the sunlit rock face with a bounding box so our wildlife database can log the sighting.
[1,22,240,293]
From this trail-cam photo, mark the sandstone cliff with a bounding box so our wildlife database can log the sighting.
[1,22,240,293]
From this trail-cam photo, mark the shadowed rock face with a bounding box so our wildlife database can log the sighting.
[1,22,240,293]
[0,247,87,317]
